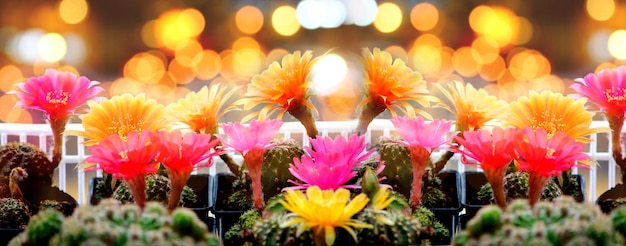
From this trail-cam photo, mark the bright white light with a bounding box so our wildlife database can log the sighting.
[297,0,324,29]
[312,54,348,96]
[608,29,626,60]
[320,0,346,28]
[8,29,44,64]
[297,0,347,29]
[343,0,377,26]
[62,32,87,64]
[38,33,67,63]
[587,30,613,62]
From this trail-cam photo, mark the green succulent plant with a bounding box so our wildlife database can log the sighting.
[9,199,221,246]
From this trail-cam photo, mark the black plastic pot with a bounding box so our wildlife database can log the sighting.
[427,170,462,245]
[210,172,245,240]
[0,228,23,245]
[597,183,626,213]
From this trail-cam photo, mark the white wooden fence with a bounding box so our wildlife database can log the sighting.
[0,120,617,205]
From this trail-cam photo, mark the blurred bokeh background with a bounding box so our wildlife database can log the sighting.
[0,0,625,123]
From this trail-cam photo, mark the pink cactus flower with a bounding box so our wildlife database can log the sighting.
[391,116,453,209]
[515,127,589,207]
[158,130,221,211]
[220,119,283,211]
[85,130,161,210]
[288,134,375,190]
[453,127,519,209]
[571,66,626,118]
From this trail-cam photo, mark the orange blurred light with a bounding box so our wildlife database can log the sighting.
[374,3,402,33]
[452,47,480,77]
[236,5,264,35]
[469,5,519,47]
[110,77,145,96]
[513,17,533,45]
[478,56,506,82]
[470,36,500,64]
[168,58,196,85]
[59,0,88,24]
[413,34,443,49]
[56,65,80,76]
[175,39,203,68]
[410,2,439,31]
[233,48,265,79]
[33,59,59,76]
[509,49,551,81]
[123,51,167,84]
[0,65,23,93]
[266,48,290,63]
[233,37,261,52]
[499,81,527,102]
[141,20,159,48]
[530,75,564,93]
[586,0,615,21]
[194,49,222,81]
[155,8,205,50]
[410,44,441,77]
[0,95,32,123]
[384,45,408,61]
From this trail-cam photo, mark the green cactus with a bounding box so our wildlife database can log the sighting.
[357,208,430,245]
[478,171,562,204]
[252,212,315,246]
[262,140,304,200]
[375,139,413,200]
[9,198,221,245]
[0,198,30,229]
[227,172,253,210]
[453,197,625,246]
[225,209,261,245]
[113,174,197,207]
[0,142,55,197]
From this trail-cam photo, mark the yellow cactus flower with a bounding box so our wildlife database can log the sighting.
[434,80,508,131]
[280,186,371,246]
[66,93,169,146]
[166,84,240,134]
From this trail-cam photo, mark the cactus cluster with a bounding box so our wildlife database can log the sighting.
[454,196,626,245]
[9,198,221,246]
[478,171,562,204]
[261,140,304,200]
[0,142,55,198]
[0,198,30,229]
[113,174,197,207]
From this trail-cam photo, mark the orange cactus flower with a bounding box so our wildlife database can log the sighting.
[238,50,319,138]
[434,80,508,131]
[504,90,607,144]
[166,84,240,134]
[67,94,170,146]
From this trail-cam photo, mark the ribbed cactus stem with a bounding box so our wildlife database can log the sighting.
[125,175,147,211]
[244,149,265,212]
[167,170,190,212]
[528,172,549,209]
[408,146,430,209]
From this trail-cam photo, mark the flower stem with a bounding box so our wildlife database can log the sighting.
[408,147,430,209]
[50,116,69,169]
[528,172,549,209]
[244,149,266,212]
[126,175,147,211]
[355,101,386,136]
[608,115,626,184]
[288,101,318,139]
[484,168,507,210]
[167,170,190,213]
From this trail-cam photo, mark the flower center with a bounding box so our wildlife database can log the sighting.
[46,90,70,106]
[604,88,626,103]
[108,116,145,140]
[530,112,565,137]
